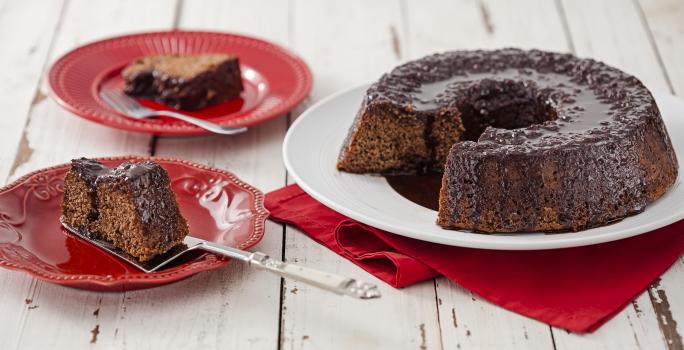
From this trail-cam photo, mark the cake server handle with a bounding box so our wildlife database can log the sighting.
[154,110,248,135]
[195,240,381,299]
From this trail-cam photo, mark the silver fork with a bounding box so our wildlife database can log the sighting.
[100,88,248,135]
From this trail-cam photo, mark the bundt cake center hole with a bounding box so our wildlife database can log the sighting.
[456,80,558,141]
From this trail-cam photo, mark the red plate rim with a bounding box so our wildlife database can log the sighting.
[0,156,269,289]
[47,30,313,136]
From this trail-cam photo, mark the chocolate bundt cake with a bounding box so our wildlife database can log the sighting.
[337,49,678,233]
[123,54,243,110]
[62,158,189,261]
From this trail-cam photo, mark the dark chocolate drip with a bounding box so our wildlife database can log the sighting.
[71,158,111,222]
[109,160,161,181]
[102,161,171,227]
[71,158,111,185]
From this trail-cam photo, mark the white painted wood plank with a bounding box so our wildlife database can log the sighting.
[636,0,684,348]
[554,0,676,348]
[0,0,65,347]
[406,0,569,59]
[639,0,684,94]
[8,1,179,349]
[121,1,290,349]
[560,0,670,92]
[0,0,64,182]
[179,0,289,44]
[649,270,684,349]
[551,293,667,350]
[282,227,442,350]
[405,1,571,348]
[291,0,404,102]
[435,278,553,349]
[281,1,442,349]
[9,0,181,180]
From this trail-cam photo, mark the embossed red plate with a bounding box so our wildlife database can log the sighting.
[48,31,312,135]
[0,156,268,291]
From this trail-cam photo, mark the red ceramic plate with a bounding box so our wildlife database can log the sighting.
[48,31,312,135]
[0,156,268,291]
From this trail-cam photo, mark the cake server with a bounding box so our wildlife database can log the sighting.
[60,219,381,299]
[100,88,248,135]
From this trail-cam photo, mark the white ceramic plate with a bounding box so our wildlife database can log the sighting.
[283,84,684,250]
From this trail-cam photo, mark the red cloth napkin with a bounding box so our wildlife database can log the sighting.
[265,184,684,333]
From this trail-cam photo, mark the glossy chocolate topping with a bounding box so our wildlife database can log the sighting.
[102,161,173,226]
[72,159,174,227]
[71,157,110,186]
[365,48,657,152]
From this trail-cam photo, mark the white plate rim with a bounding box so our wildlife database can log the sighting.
[283,83,684,250]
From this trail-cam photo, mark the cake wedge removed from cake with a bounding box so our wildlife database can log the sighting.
[61,158,189,262]
[122,54,243,110]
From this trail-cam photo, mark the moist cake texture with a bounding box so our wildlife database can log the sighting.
[123,54,243,110]
[61,158,189,261]
[337,48,679,233]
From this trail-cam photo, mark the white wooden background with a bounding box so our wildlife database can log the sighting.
[0,0,683,349]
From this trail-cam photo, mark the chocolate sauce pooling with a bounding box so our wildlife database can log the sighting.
[385,174,442,211]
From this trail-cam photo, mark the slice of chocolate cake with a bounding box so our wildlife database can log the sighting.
[61,158,189,262]
[122,54,243,110]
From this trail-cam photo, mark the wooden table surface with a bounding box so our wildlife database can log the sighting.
[1,0,683,349]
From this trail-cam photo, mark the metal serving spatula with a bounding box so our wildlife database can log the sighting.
[60,219,381,299]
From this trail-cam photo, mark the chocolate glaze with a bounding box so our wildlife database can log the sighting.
[71,159,183,242]
[71,158,111,222]
[365,49,655,151]
[102,161,175,229]
[71,157,111,186]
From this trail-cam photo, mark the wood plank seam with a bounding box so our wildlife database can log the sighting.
[12,278,40,350]
[632,0,675,94]
[115,0,183,322]
[5,1,69,346]
[69,1,178,346]
[477,0,495,34]
[553,0,576,53]
[6,0,69,180]
[398,0,410,60]
[629,1,683,347]
[649,279,684,349]
[635,0,684,345]
[146,0,183,157]
[551,1,678,347]
[172,0,184,29]
[279,3,299,349]
[432,280,446,350]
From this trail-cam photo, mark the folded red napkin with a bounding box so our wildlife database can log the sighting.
[265,184,684,333]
